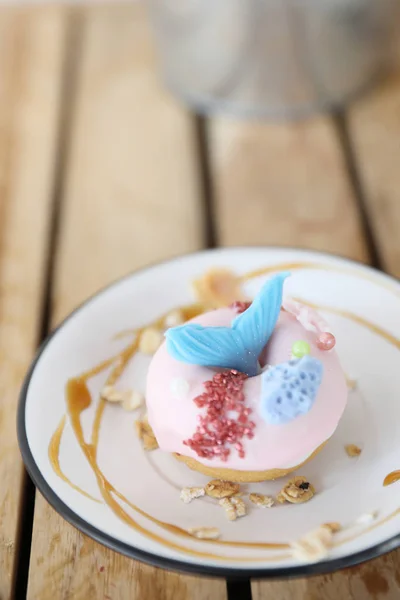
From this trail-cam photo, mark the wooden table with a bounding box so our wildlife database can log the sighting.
[1,3,400,599]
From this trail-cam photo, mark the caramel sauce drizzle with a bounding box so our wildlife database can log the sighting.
[243,261,400,302]
[383,471,400,487]
[334,507,400,548]
[242,262,322,282]
[48,261,400,560]
[48,415,101,503]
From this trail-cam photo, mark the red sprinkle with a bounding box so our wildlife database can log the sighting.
[230,301,252,314]
[184,369,253,461]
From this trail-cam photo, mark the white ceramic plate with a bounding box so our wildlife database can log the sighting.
[18,248,400,578]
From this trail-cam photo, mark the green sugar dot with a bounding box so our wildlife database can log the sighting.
[292,340,311,358]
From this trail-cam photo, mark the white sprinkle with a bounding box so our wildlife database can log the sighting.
[170,377,190,398]
[101,385,124,403]
[231,495,247,517]
[356,511,378,525]
[139,327,163,354]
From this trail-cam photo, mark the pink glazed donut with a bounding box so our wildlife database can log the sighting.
[146,299,348,483]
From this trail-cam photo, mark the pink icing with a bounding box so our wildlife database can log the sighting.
[146,307,348,471]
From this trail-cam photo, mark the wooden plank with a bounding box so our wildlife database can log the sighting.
[209,116,368,261]
[347,73,400,277]
[208,115,399,597]
[252,553,400,600]
[0,6,67,599]
[27,5,225,600]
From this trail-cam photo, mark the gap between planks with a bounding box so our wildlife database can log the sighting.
[194,115,218,249]
[332,112,383,271]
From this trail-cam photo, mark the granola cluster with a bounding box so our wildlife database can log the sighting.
[179,474,347,564]
[277,476,315,504]
[205,480,240,499]
[105,309,190,447]
[249,493,274,508]
[180,487,205,504]
[345,444,362,457]
[138,308,185,355]
[181,478,247,529]
[221,496,246,520]
[139,327,163,355]
[291,524,334,562]
[188,527,220,540]
[181,474,316,538]
[180,472,376,564]
[101,385,144,412]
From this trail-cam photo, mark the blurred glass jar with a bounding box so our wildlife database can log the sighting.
[148,0,399,119]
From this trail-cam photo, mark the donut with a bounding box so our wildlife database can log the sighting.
[146,273,348,482]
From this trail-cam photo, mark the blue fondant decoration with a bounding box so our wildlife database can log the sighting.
[165,272,290,376]
[260,355,323,425]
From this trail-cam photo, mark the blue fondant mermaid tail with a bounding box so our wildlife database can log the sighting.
[165,272,290,376]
